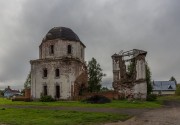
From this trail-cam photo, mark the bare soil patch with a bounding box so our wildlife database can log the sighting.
[105,100,180,125]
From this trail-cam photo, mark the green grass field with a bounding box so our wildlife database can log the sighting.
[0,97,163,125]
[0,98,161,108]
[0,108,130,125]
[157,95,180,101]
[1,95,179,125]
[156,95,180,104]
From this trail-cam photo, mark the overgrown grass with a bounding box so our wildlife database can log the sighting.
[0,108,130,125]
[0,98,162,125]
[157,95,180,102]
[0,98,161,108]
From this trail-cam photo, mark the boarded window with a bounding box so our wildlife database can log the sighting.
[49,45,54,54]
[55,69,60,77]
[56,85,60,98]
[67,45,72,54]
[43,68,47,77]
[43,85,47,96]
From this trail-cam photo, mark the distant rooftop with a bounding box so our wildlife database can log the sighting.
[152,81,176,91]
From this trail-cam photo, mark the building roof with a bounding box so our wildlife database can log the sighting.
[152,81,176,91]
[43,27,81,42]
[4,88,20,93]
[111,49,147,58]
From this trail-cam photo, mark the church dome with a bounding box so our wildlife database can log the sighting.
[43,27,80,42]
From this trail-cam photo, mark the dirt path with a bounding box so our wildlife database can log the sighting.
[105,100,180,125]
[105,107,180,125]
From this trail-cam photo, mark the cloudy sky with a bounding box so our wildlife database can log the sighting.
[0,0,180,89]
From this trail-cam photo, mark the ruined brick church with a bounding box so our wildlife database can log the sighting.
[112,49,147,99]
[30,27,88,100]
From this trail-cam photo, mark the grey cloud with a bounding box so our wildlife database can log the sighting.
[1,0,180,89]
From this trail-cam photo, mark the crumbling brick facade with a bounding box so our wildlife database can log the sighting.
[112,49,147,99]
[30,27,88,100]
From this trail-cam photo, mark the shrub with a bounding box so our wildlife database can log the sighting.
[146,94,157,101]
[40,95,54,102]
[83,95,111,104]
[175,84,180,95]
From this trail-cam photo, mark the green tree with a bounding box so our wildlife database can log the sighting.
[21,89,25,96]
[0,90,3,97]
[127,60,135,77]
[169,76,177,85]
[87,58,106,92]
[175,84,180,95]
[146,64,152,96]
[24,72,31,89]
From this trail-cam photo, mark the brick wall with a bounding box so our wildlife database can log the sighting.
[25,88,31,98]
[73,91,119,100]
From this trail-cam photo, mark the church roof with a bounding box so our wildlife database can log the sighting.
[43,27,81,42]
[152,81,176,91]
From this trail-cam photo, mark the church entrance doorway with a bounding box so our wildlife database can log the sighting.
[56,85,60,98]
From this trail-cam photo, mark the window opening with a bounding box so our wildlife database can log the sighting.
[43,68,47,77]
[50,45,54,54]
[81,48,83,58]
[168,85,173,89]
[67,45,72,54]
[56,85,60,98]
[55,69,60,77]
[43,85,47,96]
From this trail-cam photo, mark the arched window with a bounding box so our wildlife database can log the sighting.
[55,68,60,77]
[67,45,72,54]
[43,68,47,78]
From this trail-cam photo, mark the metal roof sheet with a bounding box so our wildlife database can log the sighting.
[44,27,80,42]
[152,81,176,91]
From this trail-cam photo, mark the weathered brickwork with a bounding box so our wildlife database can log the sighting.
[112,49,147,99]
[25,88,31,98]
[30,27,88,100]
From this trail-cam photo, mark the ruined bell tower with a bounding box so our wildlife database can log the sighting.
[112,49,147,99]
